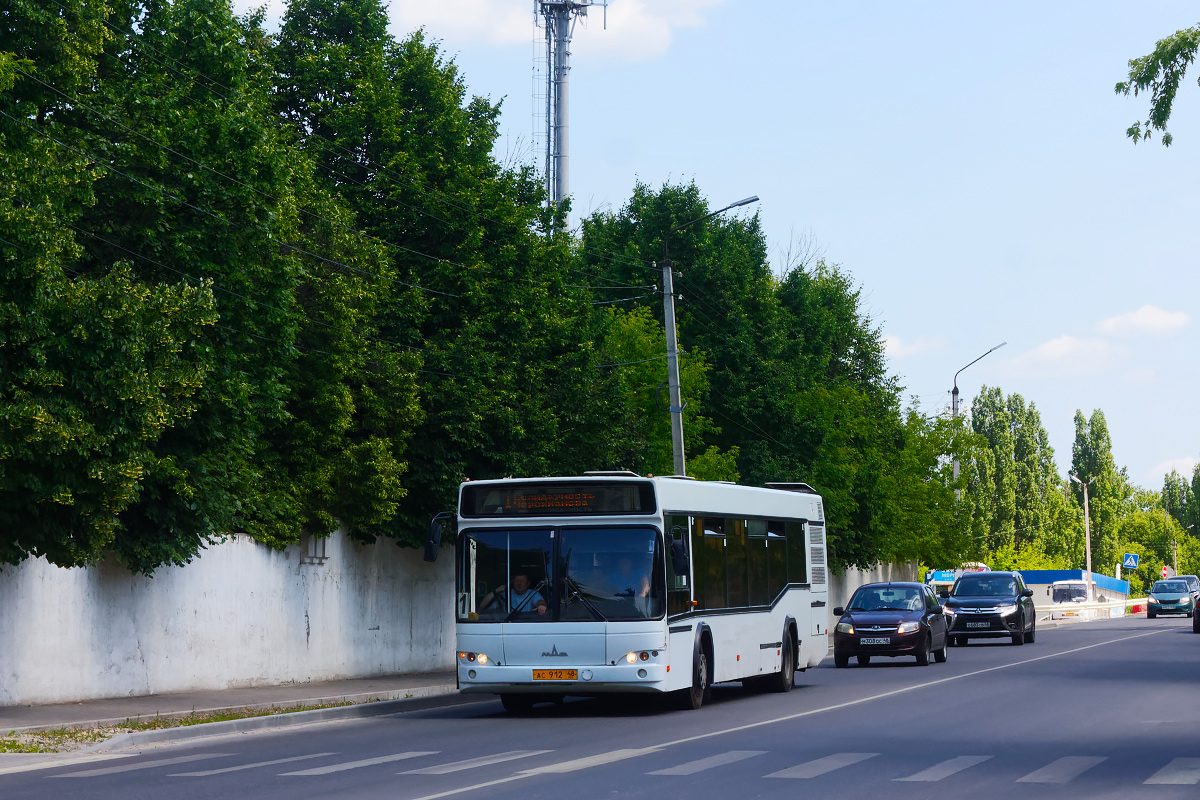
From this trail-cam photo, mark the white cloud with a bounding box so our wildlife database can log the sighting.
[1097,305,1190,338]
[999,335,1121,378]
[389,0,727,61]
[1152,457,1197,481]
[884,335,945,359]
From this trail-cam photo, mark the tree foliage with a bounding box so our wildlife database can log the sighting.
[1116,24,1200,145]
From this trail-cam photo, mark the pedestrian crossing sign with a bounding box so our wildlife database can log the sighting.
[1122,553,1139,569]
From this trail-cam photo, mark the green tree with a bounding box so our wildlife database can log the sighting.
[1116,24,1200,145]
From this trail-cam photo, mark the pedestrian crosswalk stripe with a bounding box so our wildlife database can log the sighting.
[280,751,437,776]
[1017,756,1106,783]
[895,755,991,782]
[171,753,336,777]
[765,752,878,779]
[50,754,234,778]
[1145,758,1200,785]
[401,751,552,775]
[648,750,766,776]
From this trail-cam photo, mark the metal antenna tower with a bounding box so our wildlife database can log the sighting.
[533,1,605,210]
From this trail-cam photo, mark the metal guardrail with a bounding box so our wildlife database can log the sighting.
[1037,597,1148,622]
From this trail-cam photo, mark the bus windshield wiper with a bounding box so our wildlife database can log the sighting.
[565,576,606,621]
[503,578,549,623]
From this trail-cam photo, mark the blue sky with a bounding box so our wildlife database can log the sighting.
[236,1,1200,490]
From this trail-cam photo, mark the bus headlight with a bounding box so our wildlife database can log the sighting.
[625,652,637,663]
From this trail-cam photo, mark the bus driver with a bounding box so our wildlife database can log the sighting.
[481,572,548,615]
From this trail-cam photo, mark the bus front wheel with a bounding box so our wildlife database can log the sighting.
[677,641,711,710]
[499,694,534,714]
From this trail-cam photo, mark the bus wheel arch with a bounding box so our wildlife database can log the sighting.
[678,623,713,710]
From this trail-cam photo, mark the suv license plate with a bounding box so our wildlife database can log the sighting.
[966,622,990,628]
[532,669,577,681]
[860,637,890,645]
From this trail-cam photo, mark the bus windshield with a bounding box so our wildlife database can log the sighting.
[457,526,664,623]
[1051,584,1088,603]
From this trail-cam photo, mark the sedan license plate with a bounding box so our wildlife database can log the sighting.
[859,637,890,645]
[532,669,577,681]
[966,622,990,628]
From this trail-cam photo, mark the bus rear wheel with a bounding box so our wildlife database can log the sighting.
[768,631,795,692]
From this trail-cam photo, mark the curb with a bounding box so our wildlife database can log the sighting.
[59,683,461,752]
[8,683,459,736]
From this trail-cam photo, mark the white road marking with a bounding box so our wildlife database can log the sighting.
[49,753,234,778]
[0,755,135,777]
[895,755,991,781]
[1017,756,1106,783]
[170,752,335,776]
[766,752,878,779]
[405,629,1163,800]
[1146,758,1200,784]
[518,747,662,774]
[280,751,437,776]
[401,750,552,775]
[648,750,766,776]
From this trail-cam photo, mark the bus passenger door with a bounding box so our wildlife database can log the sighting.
[665,515,691,617]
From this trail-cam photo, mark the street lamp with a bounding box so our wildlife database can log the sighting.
[1069,473,1092,579]
[950,342,1007,484]
[659,195,759,476]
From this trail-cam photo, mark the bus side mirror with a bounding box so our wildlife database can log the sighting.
[424,512,454,562]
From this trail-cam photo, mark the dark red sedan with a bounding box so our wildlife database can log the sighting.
[832,582,949,667]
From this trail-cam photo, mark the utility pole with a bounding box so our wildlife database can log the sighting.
[1070,474,1092,579]
[660,195,759,476]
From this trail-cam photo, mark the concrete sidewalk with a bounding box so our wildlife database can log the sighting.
[0,671,458,735]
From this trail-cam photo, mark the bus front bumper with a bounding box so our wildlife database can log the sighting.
[458,662,669,694]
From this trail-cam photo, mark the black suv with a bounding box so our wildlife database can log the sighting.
[940,571,1036,646]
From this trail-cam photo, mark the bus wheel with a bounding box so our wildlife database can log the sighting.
[677,642,711,710]
[769,632,796,692]
[499,694,534,714]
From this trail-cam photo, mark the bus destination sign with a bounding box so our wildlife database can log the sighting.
[461,481,656,517]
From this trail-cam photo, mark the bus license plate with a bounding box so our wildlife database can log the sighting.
[533,669,577,681]
[860,637,890,645]
[966,622,989,628]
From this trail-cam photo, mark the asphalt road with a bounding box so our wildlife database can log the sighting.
[4,615,1198,800]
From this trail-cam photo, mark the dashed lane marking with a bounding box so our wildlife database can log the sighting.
[401,751,552,775]
[281,751,437,776]
[648,750,766,776]
[171,752,336,776]
[895,755,991,781]
[49,753,233,778]
[765,752,878,779]
[1017,756,1106,783]
[1145,758,1200,785]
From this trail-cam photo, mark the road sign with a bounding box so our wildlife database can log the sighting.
[1123,553,1139,569]
[1162,565,1169,578]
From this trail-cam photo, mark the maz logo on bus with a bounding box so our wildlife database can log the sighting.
[541,645,569,657]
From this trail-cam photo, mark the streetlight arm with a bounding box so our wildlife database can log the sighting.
[953,341,1008,392]
[663,196,759,262]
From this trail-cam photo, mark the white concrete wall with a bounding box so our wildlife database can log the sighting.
[0,530,455,707]
[827,562,920,627]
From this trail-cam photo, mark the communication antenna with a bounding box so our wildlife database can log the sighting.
[533,1,607,210]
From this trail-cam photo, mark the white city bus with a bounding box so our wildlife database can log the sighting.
[443,473,830,711]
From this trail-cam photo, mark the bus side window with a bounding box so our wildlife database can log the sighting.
[785,520,808,585]
[726,519,748,608]
[695,517,727,610]
[766,520,788,601]
[747,519,769,606]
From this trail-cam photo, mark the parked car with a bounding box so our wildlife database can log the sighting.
[940,570,1036,646]
[832,582,948,668]
[1147,580,1194,618]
